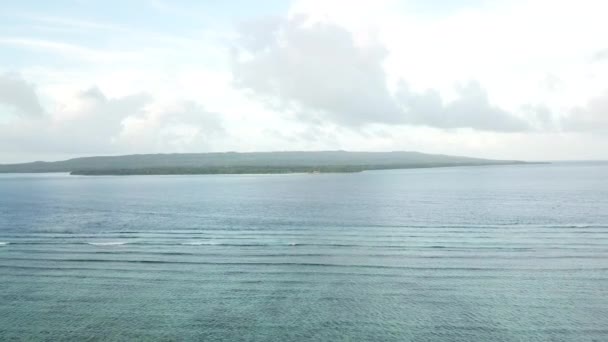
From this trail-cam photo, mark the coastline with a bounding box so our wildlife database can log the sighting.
[68,162,536,176]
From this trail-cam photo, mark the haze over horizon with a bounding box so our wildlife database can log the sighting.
[2,150,605,166]
[1,0,608,163]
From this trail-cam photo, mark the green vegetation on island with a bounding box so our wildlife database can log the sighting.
[0,151,529,175]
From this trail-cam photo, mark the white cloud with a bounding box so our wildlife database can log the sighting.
[1,0,608,161]
[118,100,224,152]
[233,15,399,126]
[0,73,44,118]
[563,92,608,132]
[594,49,608,62]
[0,84,224,162]
[231,14,528,131]
[396,80,529,131]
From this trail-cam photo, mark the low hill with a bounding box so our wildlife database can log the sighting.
[0,151,527,175]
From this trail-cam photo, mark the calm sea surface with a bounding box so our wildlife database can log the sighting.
[1,162,607,341]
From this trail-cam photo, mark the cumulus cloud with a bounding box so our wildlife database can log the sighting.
[233,15,400,126]
[521,104,556,130]
[118,101,224,152]
[0,84,224,160]
[593,49,608,62]
[0,73,44,117]
[563,91,608,132]
[0,87,152,155]
[396,81,529,132]
[231,15,529,132]
[58,87,152,148]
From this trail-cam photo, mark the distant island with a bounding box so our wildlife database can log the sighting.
[0,151,531,175]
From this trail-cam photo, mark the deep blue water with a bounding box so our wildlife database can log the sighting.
[1,162,607,341]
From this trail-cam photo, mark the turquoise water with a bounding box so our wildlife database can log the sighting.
[1,163,607,341]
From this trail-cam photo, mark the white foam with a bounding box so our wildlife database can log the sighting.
[87,241,128,246]
[181,241,217,246]
[0,242,8,246]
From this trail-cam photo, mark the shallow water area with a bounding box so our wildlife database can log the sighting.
[1,162,607,341]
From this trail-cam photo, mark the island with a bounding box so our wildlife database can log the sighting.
[0,151,531,175]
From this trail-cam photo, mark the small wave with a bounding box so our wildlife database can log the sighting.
[0,242,8,246]
[86,242,129,246]
[180,241,300,247]
[34,228,80,234]
[181,241,219,246]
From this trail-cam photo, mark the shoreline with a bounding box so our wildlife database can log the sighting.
[67,162,540,176]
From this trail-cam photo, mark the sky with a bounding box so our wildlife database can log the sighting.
[1,0,607,163]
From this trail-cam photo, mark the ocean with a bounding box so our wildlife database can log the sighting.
[1,162,607,341]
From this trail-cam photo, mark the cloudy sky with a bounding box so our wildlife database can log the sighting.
[1,0,607,163]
